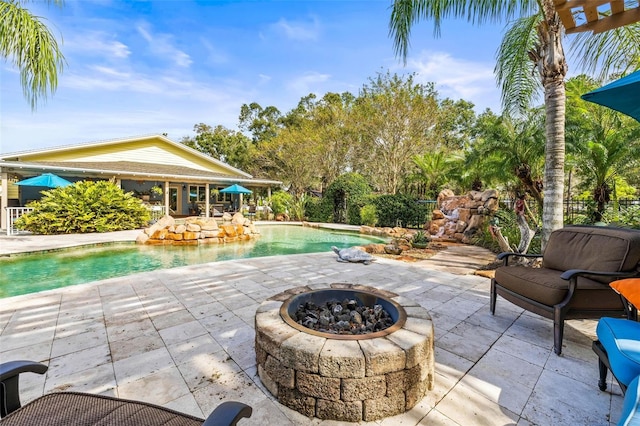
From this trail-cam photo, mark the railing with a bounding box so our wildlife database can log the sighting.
[501,198,640,222]
[5,207,34,236]
[148,205,166,222]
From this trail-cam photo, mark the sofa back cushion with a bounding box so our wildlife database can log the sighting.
[542,226,640,281]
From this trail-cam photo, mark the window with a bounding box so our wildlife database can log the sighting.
[189,185,207,203]
[214,186,232,203]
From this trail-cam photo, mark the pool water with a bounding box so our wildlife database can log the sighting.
[0,225,387,298]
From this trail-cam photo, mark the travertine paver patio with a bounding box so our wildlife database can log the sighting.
[0,233,625,425]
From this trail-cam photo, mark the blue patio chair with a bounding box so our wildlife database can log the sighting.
[593,279,640,425]
[619,375,640,426]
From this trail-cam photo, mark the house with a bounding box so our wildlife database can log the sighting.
[0,134,281,229]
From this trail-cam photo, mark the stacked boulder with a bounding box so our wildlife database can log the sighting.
[136,213,259,246]
[425,189,499,243]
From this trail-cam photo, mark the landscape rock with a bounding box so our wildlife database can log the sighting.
[426,189,499,244]
[137,214,259,246]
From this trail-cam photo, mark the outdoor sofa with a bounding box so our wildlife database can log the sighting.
[0,360,252,425]
[490,225,640,355]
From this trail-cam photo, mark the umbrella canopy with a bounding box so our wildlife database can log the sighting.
[581,70,640,122]
[219,184,252,194]
[15,173,72,188]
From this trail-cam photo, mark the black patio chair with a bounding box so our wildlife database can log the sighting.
[247,204,256,222]
[0,360,252,426]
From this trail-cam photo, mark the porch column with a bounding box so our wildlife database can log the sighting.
[205,183,210,218]
[1,172,8,231]
[164,181,170,217]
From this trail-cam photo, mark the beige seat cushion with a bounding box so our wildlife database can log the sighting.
[495,265,623,309]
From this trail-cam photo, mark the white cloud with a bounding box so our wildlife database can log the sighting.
[136,23,193,68]
[271,17,320,41]
[63,66,162,93]
[404,51,502,112]
[287,72,331,94]
[66,31,130,59]
[258,74,271,84]
[201,39,229,64]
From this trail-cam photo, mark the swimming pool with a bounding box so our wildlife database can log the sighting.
[0,225,387,298]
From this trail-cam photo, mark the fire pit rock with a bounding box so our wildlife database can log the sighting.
[255,284,434,422]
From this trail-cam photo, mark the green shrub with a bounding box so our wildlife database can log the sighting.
[15,180,150,234]
[360,204,378,227]
[305,196,332,222]
[372,193,429,228]
[603,205,640,229]
[270,191,293,215]
[347,202,362,225]
[323,173,371,223]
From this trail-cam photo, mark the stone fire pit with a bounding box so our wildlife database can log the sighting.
[255,284,434,422]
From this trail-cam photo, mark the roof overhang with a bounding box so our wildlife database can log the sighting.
[554,0,640,34]
[0,160,282,187]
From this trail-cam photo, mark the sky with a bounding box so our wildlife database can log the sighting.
[1,0,509,154]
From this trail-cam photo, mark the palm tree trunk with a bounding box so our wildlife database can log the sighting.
[535,3,568,249]
[542,79,566,249]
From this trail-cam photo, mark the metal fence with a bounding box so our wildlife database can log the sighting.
[501,198,640,222]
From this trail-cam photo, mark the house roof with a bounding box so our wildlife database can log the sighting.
[0,134,281,186]
[553,0,640,34]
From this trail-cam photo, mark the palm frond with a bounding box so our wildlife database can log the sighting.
[569,21,640,78]
[389,0,538,63]
[495,14,542,116]
[0,0,65,109]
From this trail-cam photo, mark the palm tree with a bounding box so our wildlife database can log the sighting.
[468,109,546,210]
[0,0,65,109]
[411,150,463,199]
[389,0,640,247]
[565,75,640,221]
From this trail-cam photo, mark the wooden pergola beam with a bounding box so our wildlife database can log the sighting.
[553,0,640,34]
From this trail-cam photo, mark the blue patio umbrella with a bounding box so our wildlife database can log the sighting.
[219,184,252,194]
[16,173,72,188]
[581,70,640,122]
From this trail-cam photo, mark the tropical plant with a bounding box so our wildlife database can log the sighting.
[565,75,640,221]
[15,180,150,234]
[150,185,163,195]
[289,193,307,221]
[466,108,546,210]
[270,190,293,215]
[0,0,65,109]
[360,204,378,227]
[389,0,640,247]
[411,230,430,247]
[411,150,464,199]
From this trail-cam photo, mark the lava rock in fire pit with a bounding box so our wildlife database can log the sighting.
[293,298,394,335]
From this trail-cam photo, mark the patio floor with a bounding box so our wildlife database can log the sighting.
[0,233,624,425]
